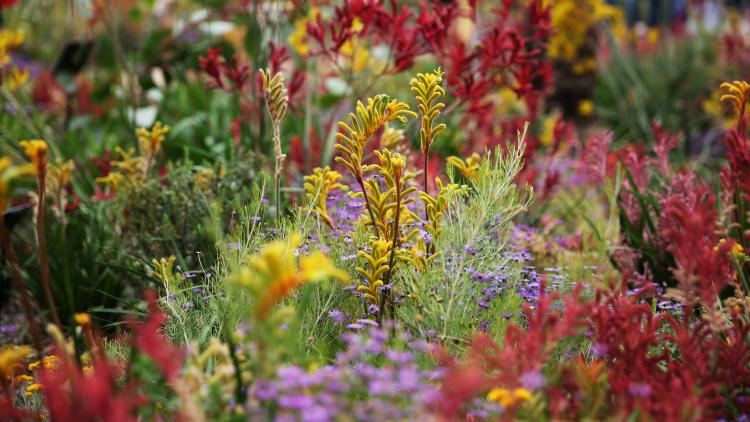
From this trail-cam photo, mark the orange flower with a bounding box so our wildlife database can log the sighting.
[19,140,48,175]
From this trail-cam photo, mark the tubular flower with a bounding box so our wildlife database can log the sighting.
[410,68,447,156]
[304,166,349,228]
[0,345,33,379]
[149,255,178,285]
[335,95,416,180]
[359,149,420,242]
[447,152,481,182]
[230,233,348,320]
[260,68,289,220]
[73,313,92,327]
[46,159,74,218]
[0,156,34,212]
[288,7,320,57]
[0,29,24,66]
[486,387,533,408]
[720,80,750,115]
[19,140,48,175]
[355,238,392,303]
[420,177,469,242]
[24,383,44,397]
[335,94,416,237]
[136,121,170,176]
[4,66,29,91]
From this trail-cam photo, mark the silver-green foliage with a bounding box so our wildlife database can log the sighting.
[406,125,534,343]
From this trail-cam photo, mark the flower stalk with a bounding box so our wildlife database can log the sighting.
[260,69,289,223]
[334,95,416,237]
[410,68,446,214]
[20,140,61,329]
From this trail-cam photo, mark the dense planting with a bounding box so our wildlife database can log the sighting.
[1,1,749,421]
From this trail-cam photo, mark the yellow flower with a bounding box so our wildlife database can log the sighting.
[230,233,349,320]
[497,87,527,116]
[304,166,349,228]
[0,345,33,378]
[24,383,44,396]
[149,255,178,285]
[540,114,557,146]
[447,153,481,182]
[288,8,320,57]
[578,99,594,117]
[42,355,60,370]
[720,81,750,115]
[716,238,745,258]
[95,171,125,193]
[14,374,33,384]
[27,360,41,371]
[74,313,92,326]
[487,387,533,408]
[0,29,25,66]
[1,156,34,212]
[549,0,624,65]
[338,18,369,72]
[19,140,48,175]
[4,66,29,91]
[340,37,370,72]
[136,121,170,158]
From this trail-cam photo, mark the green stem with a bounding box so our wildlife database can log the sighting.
[37,169,62,329]
[381,178,402,322]
[356,173,381,239]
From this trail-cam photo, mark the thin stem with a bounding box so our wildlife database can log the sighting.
[0,219,43,351]
[36,168,62,329]
[273,122,284,223]
[356,174,381,239]
[381,178,402,322]
[225,322,246,405]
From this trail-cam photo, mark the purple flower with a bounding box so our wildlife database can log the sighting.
[327,309,348,324]
[520,369,545,390]
[591,343,608,358]
[464,244,480,255]
[368,304,380,315]
[627,382,652,398]
[278,393,315,409]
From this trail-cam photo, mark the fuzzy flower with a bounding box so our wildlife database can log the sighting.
[327,309,348,324]
[486,387,532,408]
[0,345,33,378]
[230,233,349,320]
[74,313,92,326]
[24,383,44,396]
[19,139,48,175]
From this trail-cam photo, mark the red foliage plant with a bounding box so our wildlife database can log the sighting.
[432,281,586,419]
[433,276,750,420]
[659,185,734,308]
[38,291,184,421]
